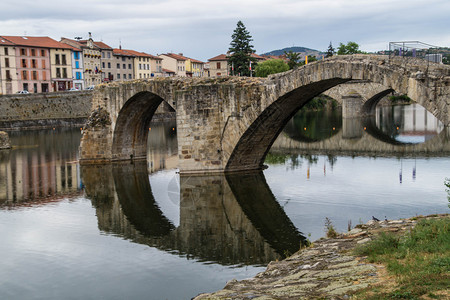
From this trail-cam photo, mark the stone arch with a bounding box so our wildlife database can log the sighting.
[225,79,348,172]
[112,91,174,161]
[220,55,449,173]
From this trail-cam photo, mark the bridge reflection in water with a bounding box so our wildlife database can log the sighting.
[276,104,450,157]
[81,161,306,266]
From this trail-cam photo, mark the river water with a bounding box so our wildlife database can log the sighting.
[0,104,448,300]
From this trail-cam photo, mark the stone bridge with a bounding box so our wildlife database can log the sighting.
[79,55,450,174]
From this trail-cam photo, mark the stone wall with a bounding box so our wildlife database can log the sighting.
[0,91,93,129]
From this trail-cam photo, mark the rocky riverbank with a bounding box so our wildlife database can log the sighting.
[194,214,448,300]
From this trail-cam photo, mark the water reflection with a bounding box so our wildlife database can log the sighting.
[81,161,306,266]
[375,104,444,143]
[283,108,342,142]
[0,129,82,207]
[284,103,445,145]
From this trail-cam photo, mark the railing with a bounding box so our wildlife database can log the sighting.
[388,41,449,64]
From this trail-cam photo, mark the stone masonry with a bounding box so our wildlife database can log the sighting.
[79,55,450,174]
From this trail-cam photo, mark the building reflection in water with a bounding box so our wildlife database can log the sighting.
[375,104,444,143]
[0,129,82,207]
[81,161,307,266]
[147,121,178,173]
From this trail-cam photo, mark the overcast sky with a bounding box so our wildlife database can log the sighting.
[1,0,449,61]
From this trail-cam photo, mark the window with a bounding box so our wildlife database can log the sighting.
[55,54,60,65]
[102,62,105,68]
[5,57,9,68]
[41,50,45,56]
[22,59,27,68]
[42,71,46,79]
[107,62,111,68]
[117,63,120,69]
[216,62,221,69]
[21,48,26,56]
[56,68,61,78]
[74,52,79,60]
[62,54,66,65]
[31,49,36,56]
[117,74,121,79]
[32,71,37,80]
[62,68,67,78]
[122,57,125,62]
[128,64,131,69]
[102,52,105,58]
[76,72,82,80]
[128,74,132,79]
[5,70,11,80]
[22,70,28,79]
[75,61,79,69]
[139,64,141,70]
[139,74,142,79]
[42,60,46,68]
[32,59,36,68]
[4,47,8,55]
[123,64,126,69]
[107,52,111,58]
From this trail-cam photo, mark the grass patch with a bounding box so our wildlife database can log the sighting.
[353,217,449,299]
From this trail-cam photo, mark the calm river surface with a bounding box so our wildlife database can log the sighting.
[0,103,448,300]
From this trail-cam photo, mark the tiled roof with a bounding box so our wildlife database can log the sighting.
[0,37,15,46]
[162,68,175,73]
[1,36,73,49]
[208,54,228,61]
[251,53,266,60]
[189,58,204,64]
[123,49,162,60]
[161,53,188,61]
[93,41,112,50]
[113,48,136,56]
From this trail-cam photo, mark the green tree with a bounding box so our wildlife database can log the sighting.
[228,20,256,76]
[337,41,362,55]
[284,51,302,69]
[255,59,289,77]
[325,42,335,58]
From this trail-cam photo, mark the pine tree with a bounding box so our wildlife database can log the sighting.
[228,21,256,76]
[325,42,335,58]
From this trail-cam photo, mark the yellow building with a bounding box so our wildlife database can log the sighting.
[124,49,162,79]
[186,58,205,77]
[50,47,73,91]
[0,38,18,94]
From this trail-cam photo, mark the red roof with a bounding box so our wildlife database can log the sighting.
[1,36,73,49]
[113,48,136,56]
[161,53,188,61]
[93,41,112,50]
[162,68,175,73]
[251,53,266,60]
[208,54,228,61]
[122,49,162,60]
[189,58,204,64]
[0,37,15,46]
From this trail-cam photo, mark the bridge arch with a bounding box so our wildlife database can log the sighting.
[112,91,173,161]
[217,55,449,173]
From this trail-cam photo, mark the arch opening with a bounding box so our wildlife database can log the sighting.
[225,78,349,172]
[112,91,174,161]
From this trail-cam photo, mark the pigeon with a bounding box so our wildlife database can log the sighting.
[372,216,380,222]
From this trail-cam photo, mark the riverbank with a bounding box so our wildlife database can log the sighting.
[194,214,449,299]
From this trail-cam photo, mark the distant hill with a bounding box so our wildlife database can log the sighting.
[263,46,323,57]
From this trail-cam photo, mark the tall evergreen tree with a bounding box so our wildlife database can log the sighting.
[325,42,335,58]
[228,21,256,76]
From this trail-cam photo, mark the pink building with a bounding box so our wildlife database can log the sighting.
[0,36,72,93]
